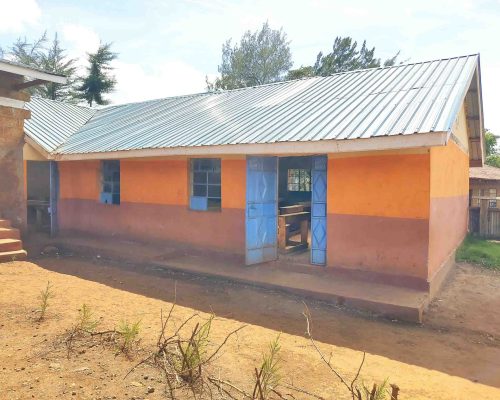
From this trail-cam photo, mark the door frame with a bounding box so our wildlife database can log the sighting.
[245,154,328,266]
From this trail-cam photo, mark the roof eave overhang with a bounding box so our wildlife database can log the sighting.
[51,131,448,161]
[0,61,67,85]
[24,135,52,160]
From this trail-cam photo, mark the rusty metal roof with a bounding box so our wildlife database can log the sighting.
[470,165,500,180]
[25,54,480,156]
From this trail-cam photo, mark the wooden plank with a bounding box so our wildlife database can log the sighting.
[480,199,489,236]
[279,205,304,214]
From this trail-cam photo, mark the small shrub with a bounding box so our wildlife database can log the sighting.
[77,304,99,333]
[37,281,54,321]
[359,379,390,400]
[180,315,213,381]
[117,319,141,354]
[254,334,282,399]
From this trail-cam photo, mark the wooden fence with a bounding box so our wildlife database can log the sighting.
[469,198,500,238]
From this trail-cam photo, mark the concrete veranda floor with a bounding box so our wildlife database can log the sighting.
[25,232,429,322]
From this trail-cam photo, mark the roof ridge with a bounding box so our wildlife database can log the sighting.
[102,53,479,109]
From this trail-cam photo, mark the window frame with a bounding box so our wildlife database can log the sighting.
[287,168,311,192]
[489,188,497,208]
[100,160,120,205]
[189,158,221,211]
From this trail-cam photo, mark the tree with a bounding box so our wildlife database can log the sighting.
[313,36,399,76]
[286,65,314,80]
[209,22,292,90]
[76,43,117,107]
[9,32,47,68]
[485,130,500,168]
[2,32,78,102]
[39,33,78,102]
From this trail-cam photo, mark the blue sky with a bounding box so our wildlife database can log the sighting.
[1,0,500,133]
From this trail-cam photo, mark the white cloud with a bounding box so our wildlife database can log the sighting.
[110,60,207,104]
[481,63,500,133]
[0,0,41,33]
[61,24,100,64]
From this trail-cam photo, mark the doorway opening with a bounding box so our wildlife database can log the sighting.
[26,161,51,232]
[278,156,312,264]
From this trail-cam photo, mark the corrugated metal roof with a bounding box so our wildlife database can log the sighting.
[24,97,97,152]
[28,54,479,156]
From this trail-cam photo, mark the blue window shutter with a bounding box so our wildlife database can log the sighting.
[100,192,113,204]
[190,196,208,211]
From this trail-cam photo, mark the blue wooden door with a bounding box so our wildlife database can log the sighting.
[246,156,278,265]
[311,155,327,265]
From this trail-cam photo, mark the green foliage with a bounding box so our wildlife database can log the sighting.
[77,304,99,332]
[456,235,500,269]
[360,379,389,400]
[178,314,214,381]
[76,43,117,106]
[258,334,282,397]
[8,32,47,68]
[39,33,78,102]
[3,32,77,102]
[313,36,400,76]
[38,281,54,321]
[486,154,500,168]
[286,65,315,80]
[485,130,497,156]
[117,319,141,353]
[209,21,292,90]
[484,130,500,168]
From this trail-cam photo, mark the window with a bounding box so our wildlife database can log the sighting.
[100,160,120,205]
[190,159,221,211]
[287,169,311,192]
[490,188,497,208]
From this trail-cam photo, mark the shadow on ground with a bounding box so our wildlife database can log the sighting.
[29,249,500,388]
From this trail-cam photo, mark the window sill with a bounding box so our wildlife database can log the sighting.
[188,207,221,213]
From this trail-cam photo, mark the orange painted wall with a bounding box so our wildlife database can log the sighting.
[326,151,431,280]
[428,140,469,278]
[57,157,247,254]
[59,161,100,200]
[121,160,188,205]
[430,140,469,198]
[328,152,431,219]
[221,159,246,209]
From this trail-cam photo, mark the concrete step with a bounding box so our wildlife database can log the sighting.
[0,219,11,228]
[0,249,27,262]
[0,227,20,240]
[0,239,23,253]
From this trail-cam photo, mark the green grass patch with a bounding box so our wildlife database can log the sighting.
[456,235,500,269]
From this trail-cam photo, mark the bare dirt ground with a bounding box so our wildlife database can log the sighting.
[1,254,500,399]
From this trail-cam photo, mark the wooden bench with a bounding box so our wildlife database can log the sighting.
[278,211,310,253]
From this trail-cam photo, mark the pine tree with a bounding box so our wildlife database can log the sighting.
[4,32,78,101]
[76,43,117,107]
[40,33,78,102]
